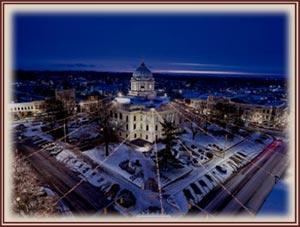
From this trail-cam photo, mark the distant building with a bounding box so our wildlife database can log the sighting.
[9,100,46,118]
[237,102,287,128]
[78,96,100,112]
[9,89,76,119]
[189,96,288,129]
[113,62,182,144]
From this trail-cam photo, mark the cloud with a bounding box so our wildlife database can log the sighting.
[165,62,285,75]
[154,69,282,77]
[169,62,221,67]
[52,63,96,68]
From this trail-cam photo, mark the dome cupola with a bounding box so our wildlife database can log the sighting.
[132,62,153,80]
[129,61,156,99]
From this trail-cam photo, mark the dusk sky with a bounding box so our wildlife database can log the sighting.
[14,13,287,76]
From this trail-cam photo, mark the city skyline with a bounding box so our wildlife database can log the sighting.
[4,2,295,221]
[14,13,287,76]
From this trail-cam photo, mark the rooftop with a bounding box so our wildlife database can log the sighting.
[114,95,171,111]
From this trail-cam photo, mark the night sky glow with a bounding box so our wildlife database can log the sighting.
[14,13,287,76]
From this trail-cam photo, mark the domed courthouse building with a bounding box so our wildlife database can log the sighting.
[112,62,182,145]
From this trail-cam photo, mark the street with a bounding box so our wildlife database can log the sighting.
[194,142,288,215]
[17,142,111,214]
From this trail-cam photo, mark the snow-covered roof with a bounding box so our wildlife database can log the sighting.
[114,95,170,110]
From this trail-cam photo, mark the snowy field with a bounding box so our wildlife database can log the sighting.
[13,117,277,215]
[85,144,156,188]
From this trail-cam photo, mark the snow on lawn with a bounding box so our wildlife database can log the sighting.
[182,126,214,148]
[182,123,243,152]
[160,165,193,188]
[68,123,100,140]
[84,145,107,162]
[23,127,53,141]
[84,144,157,188]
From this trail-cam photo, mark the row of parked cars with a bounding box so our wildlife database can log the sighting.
[41,142,63,156]
[181,137,275,207]
[182,150,250,206]
[64,157,120,201]
[31,136,63,156]
[32,134,124,203]
[182,144,215,167]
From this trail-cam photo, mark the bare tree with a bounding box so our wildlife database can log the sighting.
[44,97,70,141]
[13,152,58,215]
[188,115,202,140]
[93,101,119,157]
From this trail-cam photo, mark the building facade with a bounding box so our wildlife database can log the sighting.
[128,62,156,99]
[113,62,182,144]
[78,96,100,112]
[9,100,46,118]
[189,96,288,129]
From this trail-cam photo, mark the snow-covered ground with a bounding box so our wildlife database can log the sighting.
[68,122,100,141]
[12,117,276,216]
[85,144,154,188]
[81,125,273,215]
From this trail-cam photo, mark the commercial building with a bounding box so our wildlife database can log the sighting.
[189,96,288,129]
[9,100,46,118]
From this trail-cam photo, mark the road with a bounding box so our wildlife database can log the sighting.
[17,141,111,214]
[16,140,173,215]
[193,141,288,215]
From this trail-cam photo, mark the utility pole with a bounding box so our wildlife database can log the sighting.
[64,123,66,143]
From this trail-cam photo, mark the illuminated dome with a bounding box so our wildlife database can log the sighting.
[129,61,156,99]
[132,62,153,80]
